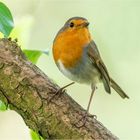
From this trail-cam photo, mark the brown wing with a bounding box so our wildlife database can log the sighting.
[87,41,111,93]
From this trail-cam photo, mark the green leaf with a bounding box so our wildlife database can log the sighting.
[0,2,14,37]
[0,100,7,111]
[23,49,49,64]
[30,130,44,140]
[23,50,42,64]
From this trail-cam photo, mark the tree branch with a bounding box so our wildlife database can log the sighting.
[0,38,118,139]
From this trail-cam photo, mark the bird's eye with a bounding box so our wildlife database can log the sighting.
[69,22,74,28]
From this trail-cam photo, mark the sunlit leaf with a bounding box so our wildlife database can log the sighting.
[0,2,14,37]
[23,49,49,64]
[23,50,42,64]
[30,130,44,140]
[0,100,7,111]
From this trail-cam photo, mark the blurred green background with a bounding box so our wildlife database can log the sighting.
[0,0,139,139]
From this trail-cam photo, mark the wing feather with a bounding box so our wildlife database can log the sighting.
[87,41,111,93]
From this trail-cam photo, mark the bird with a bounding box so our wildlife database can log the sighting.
[52,17,129,125]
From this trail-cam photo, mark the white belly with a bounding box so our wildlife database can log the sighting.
[57,59,101,85]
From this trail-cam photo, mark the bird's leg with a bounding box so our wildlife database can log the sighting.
[48,82,75,103]
[76,84,96,128]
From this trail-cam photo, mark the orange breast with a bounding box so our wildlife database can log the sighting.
[53,28,91,68]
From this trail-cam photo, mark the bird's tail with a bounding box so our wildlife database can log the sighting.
[110,78,129,99]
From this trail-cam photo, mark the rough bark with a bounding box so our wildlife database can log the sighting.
[0,38,118,140]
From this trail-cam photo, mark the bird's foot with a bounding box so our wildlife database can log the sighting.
[75,112,97,128]
[48,82,75,103]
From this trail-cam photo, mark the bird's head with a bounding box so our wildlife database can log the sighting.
[53,17,91,45]
[54,17,90,42]
[63,17,89,31]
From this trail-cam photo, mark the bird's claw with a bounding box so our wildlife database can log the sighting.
[48,87,66,103]
[47,82,75,103]
[75,112,97,128]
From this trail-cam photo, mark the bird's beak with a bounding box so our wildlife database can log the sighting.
[77,21,89,28]
[82,22,89,27]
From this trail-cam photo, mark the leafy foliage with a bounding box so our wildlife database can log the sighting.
[23,49,49,64]
[0,100,7,111]
[30,130,44,140]
[23,50,42,64]
[0,2,14,37]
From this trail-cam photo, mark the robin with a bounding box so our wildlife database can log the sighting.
[52,17,129,125]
